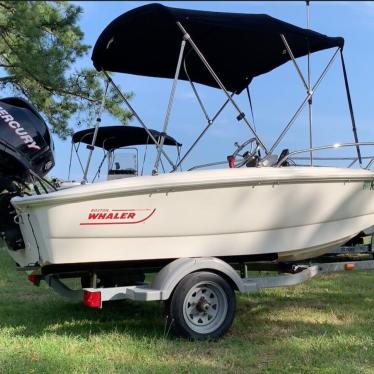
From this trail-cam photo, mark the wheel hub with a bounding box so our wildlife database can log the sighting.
[196,297,210,312]
[182,281,228,334]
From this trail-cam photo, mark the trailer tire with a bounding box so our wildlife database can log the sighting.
[167,271,236,340]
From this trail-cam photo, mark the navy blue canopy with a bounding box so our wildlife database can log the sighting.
[72,125,181,150]
[92,3,344,93]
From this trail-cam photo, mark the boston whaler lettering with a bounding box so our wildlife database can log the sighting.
[2,4,374,339]
[80,209,156,225]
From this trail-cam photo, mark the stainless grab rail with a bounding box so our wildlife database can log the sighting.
[188,142,374,171]
[276,142,374,169]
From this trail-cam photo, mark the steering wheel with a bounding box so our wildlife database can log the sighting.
[228,138,260,168]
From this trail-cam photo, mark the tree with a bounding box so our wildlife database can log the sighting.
[0,1,132,139]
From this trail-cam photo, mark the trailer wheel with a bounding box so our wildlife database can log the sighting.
[167,271,236,340]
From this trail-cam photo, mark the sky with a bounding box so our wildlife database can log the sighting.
[51,1,374,181]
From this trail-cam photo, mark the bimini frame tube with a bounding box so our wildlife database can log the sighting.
[306,0,313,166]
[153,38,187,174]
[183,59,211,123]
[280,31,314,164]
[103,71,176,170]
[280,34,308,91]
[268,47,340,155]
[91,152,107,183]
[170,61,234,171]
[340,49,362,166]
[173,93,234,171]
[67,142,74,181]
[82,80,109,183]
[176,21,269,154]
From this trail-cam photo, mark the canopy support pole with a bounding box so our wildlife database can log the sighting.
[67,141,74,181]
[172,58,234,171]
[82,80,109,184]
[268,47,340,155]
[74,143,86,175]
[107,150,113,175]
[176,21,269,154]
[173,93,234,171]
[153,38,186,175]
[103,71,176,170]
[306,0,313,165]
[183,59,211,123]
[340,49,362,165]
[92,153,107,183]
[280,34,309,91]
[281,31,314,164]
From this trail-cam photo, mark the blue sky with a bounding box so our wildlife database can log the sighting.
[53,1,374,180]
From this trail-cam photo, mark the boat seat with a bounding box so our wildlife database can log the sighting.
[107,168,137,180]
[277,149,289,166]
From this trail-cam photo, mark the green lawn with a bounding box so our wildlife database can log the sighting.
[1,247,374,373]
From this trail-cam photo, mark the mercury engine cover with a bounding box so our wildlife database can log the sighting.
[0,97,54,251]
[0,97,54,180]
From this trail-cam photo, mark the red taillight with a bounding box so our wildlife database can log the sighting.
[83,290,102,309]
[27,274,40,286]
[345,263,355,271]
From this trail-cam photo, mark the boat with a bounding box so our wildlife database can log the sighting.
[2,3,374,277]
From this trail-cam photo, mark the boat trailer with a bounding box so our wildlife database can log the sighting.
[26,255,374,339]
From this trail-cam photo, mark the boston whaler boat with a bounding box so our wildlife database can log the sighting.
[2,4,374,339]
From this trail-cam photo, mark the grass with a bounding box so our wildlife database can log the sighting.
[1,248,374,373]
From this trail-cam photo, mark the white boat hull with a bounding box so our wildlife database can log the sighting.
[8,167,374,269]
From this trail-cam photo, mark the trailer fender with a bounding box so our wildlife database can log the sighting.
[150,257,245,300]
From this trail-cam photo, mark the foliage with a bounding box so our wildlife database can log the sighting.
[0,1,132,139]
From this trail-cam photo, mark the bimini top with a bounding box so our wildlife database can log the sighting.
[92,3,344,93]
[72,125,181,150]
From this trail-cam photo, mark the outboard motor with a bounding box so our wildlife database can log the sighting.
[0,97,54,251]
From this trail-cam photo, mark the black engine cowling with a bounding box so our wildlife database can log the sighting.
[0,97,55,251]
[0,97,54,181]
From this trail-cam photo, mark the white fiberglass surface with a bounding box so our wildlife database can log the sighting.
[7,171,374,266]
[12,167,374,207]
